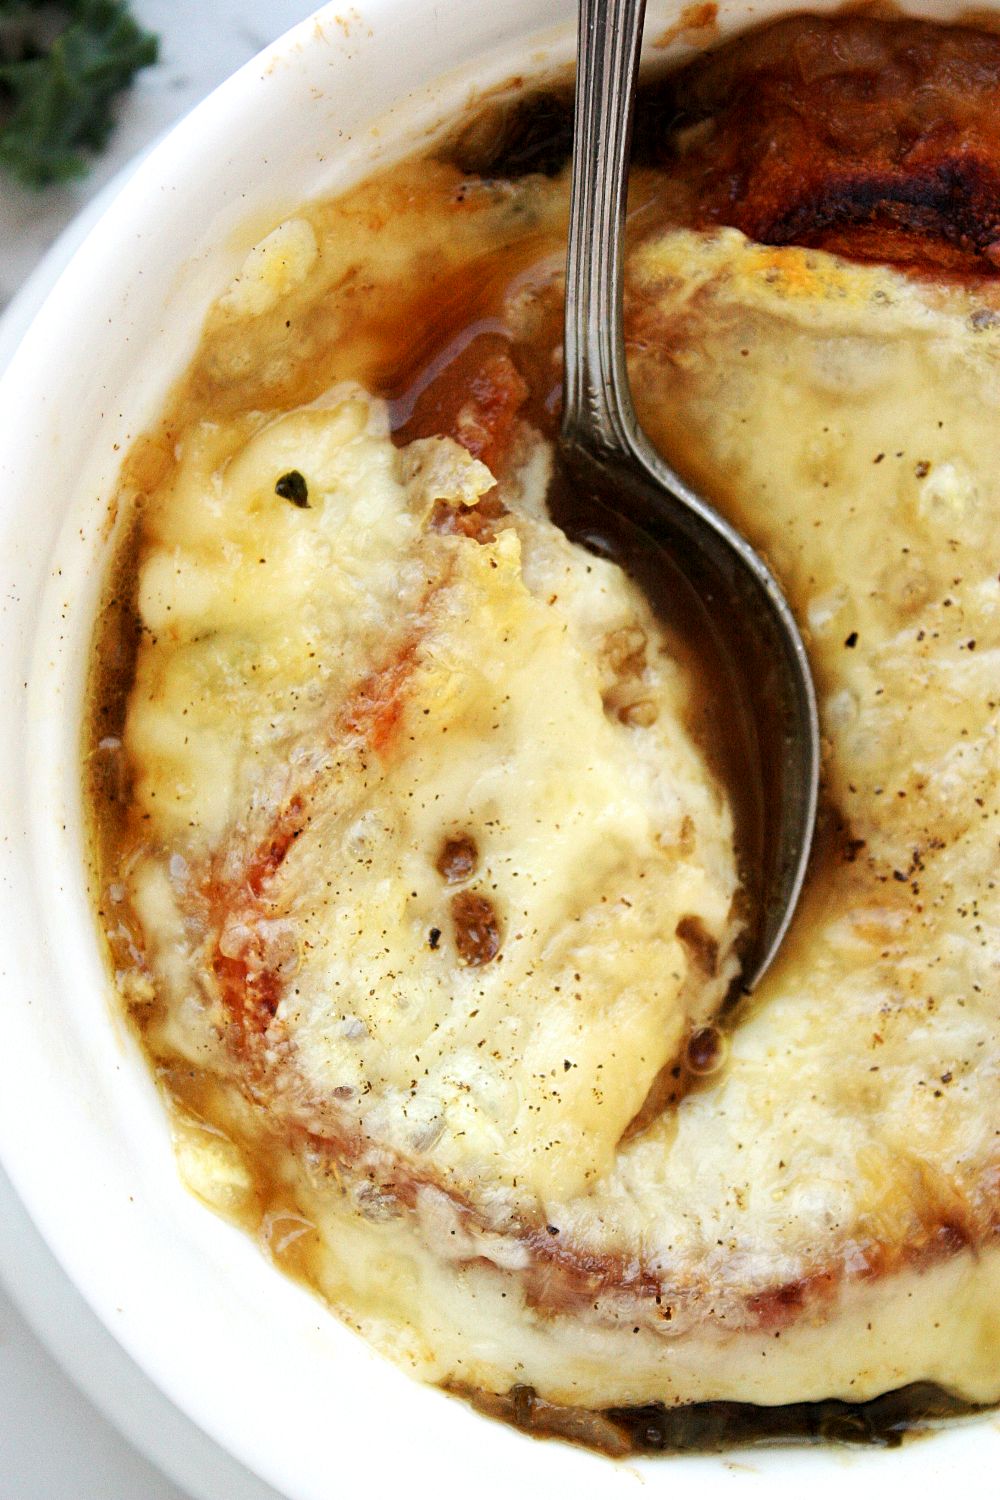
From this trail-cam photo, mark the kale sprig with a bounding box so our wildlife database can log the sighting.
[0,0,158,188]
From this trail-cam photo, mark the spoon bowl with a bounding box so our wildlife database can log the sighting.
[560,0,820,989]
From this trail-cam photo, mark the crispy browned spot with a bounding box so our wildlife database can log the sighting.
[413,336,527,544]
[428,490,509,544]
[436,832,479,883]
[659,15,1000,277]
[450,888,502,965]
[396,332,528,475]
[676,913,720,976]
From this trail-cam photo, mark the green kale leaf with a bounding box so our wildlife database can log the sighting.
[0,0,158,188]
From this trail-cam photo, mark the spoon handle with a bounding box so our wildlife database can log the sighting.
[562,0,647,460]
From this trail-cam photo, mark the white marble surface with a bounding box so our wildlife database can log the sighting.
[0,1156,287,1500]
[0,4,317,1496]
[0,1290,190,1500]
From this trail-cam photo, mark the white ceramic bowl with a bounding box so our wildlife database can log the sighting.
[1,2,999,1496]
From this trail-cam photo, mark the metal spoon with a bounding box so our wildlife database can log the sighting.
[559,0,819,989]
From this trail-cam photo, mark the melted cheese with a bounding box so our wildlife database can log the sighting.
[99,167,1000,1428]
[130,394,490,842]
[126,387,739,1204]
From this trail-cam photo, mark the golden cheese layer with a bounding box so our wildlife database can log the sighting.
[93,151,1000,1430]
[126,386,739,1211]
